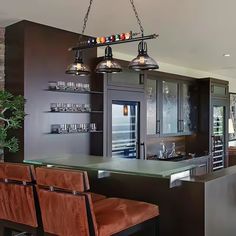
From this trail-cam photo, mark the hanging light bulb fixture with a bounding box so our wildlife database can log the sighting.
[128,0,159,71]
[96,46,122,73]
[66,50,90,76]
[67,0,159,76]
[129,41,159,71]
[66,0,94,76]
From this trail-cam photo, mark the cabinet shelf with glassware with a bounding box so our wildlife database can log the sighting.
[47,80,104,94]
[47,101,103,114]
[146,73,197,137]
[46,80,104,135]
[48,123,103,135]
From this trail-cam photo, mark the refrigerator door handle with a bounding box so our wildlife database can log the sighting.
[211,135,215,153]
[156,120,161,134]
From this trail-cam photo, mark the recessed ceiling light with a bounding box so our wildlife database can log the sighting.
[223,53,231,57]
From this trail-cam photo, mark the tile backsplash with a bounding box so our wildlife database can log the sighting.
[146,136,186,158]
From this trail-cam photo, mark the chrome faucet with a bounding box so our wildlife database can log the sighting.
[168,142,177,158]
[159,140,168,159]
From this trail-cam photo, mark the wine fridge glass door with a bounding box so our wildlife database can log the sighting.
[112,101,139,158]
[106,89,146,159]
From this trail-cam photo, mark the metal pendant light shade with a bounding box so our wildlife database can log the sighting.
[66,50,90,76]
[96,46,122,74]
[129,41,159,71]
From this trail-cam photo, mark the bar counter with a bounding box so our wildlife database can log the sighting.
[25,155,236,236]
[25,154,195,178]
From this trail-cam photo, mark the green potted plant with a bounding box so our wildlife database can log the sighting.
[0,91,25,161]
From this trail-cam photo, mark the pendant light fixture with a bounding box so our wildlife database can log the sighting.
[129,41,159,71]
[66,50,90,76]
[96,46,122,73]
[128,0,159,71]
[67,0,159,76]
[66,0,93,76]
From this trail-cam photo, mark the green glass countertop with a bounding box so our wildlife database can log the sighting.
[25,154,196,178]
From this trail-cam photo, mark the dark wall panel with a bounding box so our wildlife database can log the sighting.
[5,21,99,161]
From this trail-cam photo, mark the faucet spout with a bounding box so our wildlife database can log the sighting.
[168,142,177,158]
[159,140,168,159]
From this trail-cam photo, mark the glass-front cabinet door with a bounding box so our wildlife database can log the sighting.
[146,77,195,136]
[181,83,191,133]
[146,79,157,135]
[162,81,178,134]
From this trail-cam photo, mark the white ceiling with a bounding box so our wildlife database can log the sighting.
[0,0,236,78]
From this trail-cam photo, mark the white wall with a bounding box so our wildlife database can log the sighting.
[98,48,236,92]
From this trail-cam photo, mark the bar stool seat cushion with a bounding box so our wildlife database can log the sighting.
[93,198,159,236]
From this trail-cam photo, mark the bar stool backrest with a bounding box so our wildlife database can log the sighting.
[0,162,38,227]
[36,166,89,192]
[35,167,98,236]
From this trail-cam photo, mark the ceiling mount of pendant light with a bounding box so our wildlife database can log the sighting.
[129,40,159,71]
[66,50,90,76]
[96,46,122,74]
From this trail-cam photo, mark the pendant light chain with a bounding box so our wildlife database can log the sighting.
[79,0,94,41]
[81,0,145,38]
[129,0,144,36]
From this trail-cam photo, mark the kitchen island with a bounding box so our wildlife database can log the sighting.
[25,155,236,236]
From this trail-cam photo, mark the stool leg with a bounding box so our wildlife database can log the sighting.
[154,217,160,236]
[0,225,3,236]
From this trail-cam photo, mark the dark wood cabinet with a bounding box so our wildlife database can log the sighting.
[180,155,211,176]
[102,59,146,158]
[197,78,229,171]
[146,72,197,137]
[5,20,103,162]
[228,146,236,166]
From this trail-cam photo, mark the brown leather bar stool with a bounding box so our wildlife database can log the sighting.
[36,167,159,236]
[0,162,43,236]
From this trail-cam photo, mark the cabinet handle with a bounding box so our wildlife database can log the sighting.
[178,120,183,132]
[178,120,184,132]
[156,120,160,134]
[177,120,180,132]
[181,120,184,132]
[140,142,146,159]
[211,135,215,154]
